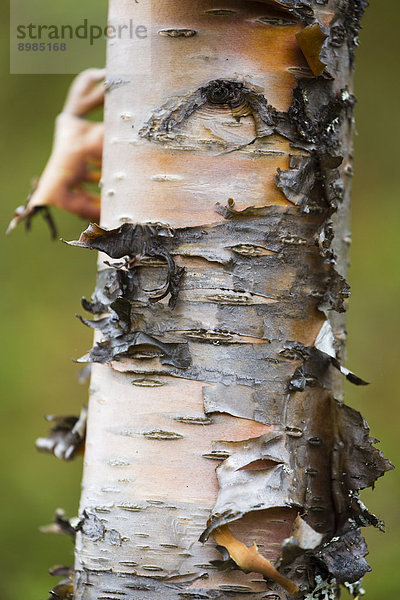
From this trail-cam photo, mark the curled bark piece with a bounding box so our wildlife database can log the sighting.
[215,198,262,219]
[281,341,368,391]
[66,222,184,308]
[49,566,74,578]
[282,515,324,551]
[77,296,132,338]
[314,320,336,357]
[7,68,104,236]
[200,390,391,587]
[36,405,87,461]
[281,515,323,565]
[81,267,132,315]
[40,508,79,538]
[296,24,328,76]
[212,524,299,595]
[333,403,393,494]
[349,491,385,532]
[48,566,74,600]
[200,432,302,540]
[78,330,191,369]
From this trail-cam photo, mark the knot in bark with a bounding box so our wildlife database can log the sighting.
[203,80,244,107]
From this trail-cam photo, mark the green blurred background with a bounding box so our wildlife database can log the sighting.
[0,1,399,598]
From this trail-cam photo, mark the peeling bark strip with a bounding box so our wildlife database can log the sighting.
[48,566,74,600]
[73,2,392,600]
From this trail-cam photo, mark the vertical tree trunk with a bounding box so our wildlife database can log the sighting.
[71,1,392,599]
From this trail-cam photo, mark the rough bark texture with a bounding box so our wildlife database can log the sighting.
[70,1,392,599]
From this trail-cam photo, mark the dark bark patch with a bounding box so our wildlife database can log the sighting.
[316,529,371,583]
[327,0,369,64]
[77,510,123,547]
[285,79,355,152]
[275,154,339,214]
[78,511,106,542]
[333,402,394,494]
[320,269,350,313]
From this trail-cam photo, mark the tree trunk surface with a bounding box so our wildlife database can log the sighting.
[72,1,392,599]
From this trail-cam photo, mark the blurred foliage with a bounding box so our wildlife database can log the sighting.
[0,1,399,599]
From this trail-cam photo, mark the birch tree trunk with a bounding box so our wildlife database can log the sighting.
[70,1,392,598]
